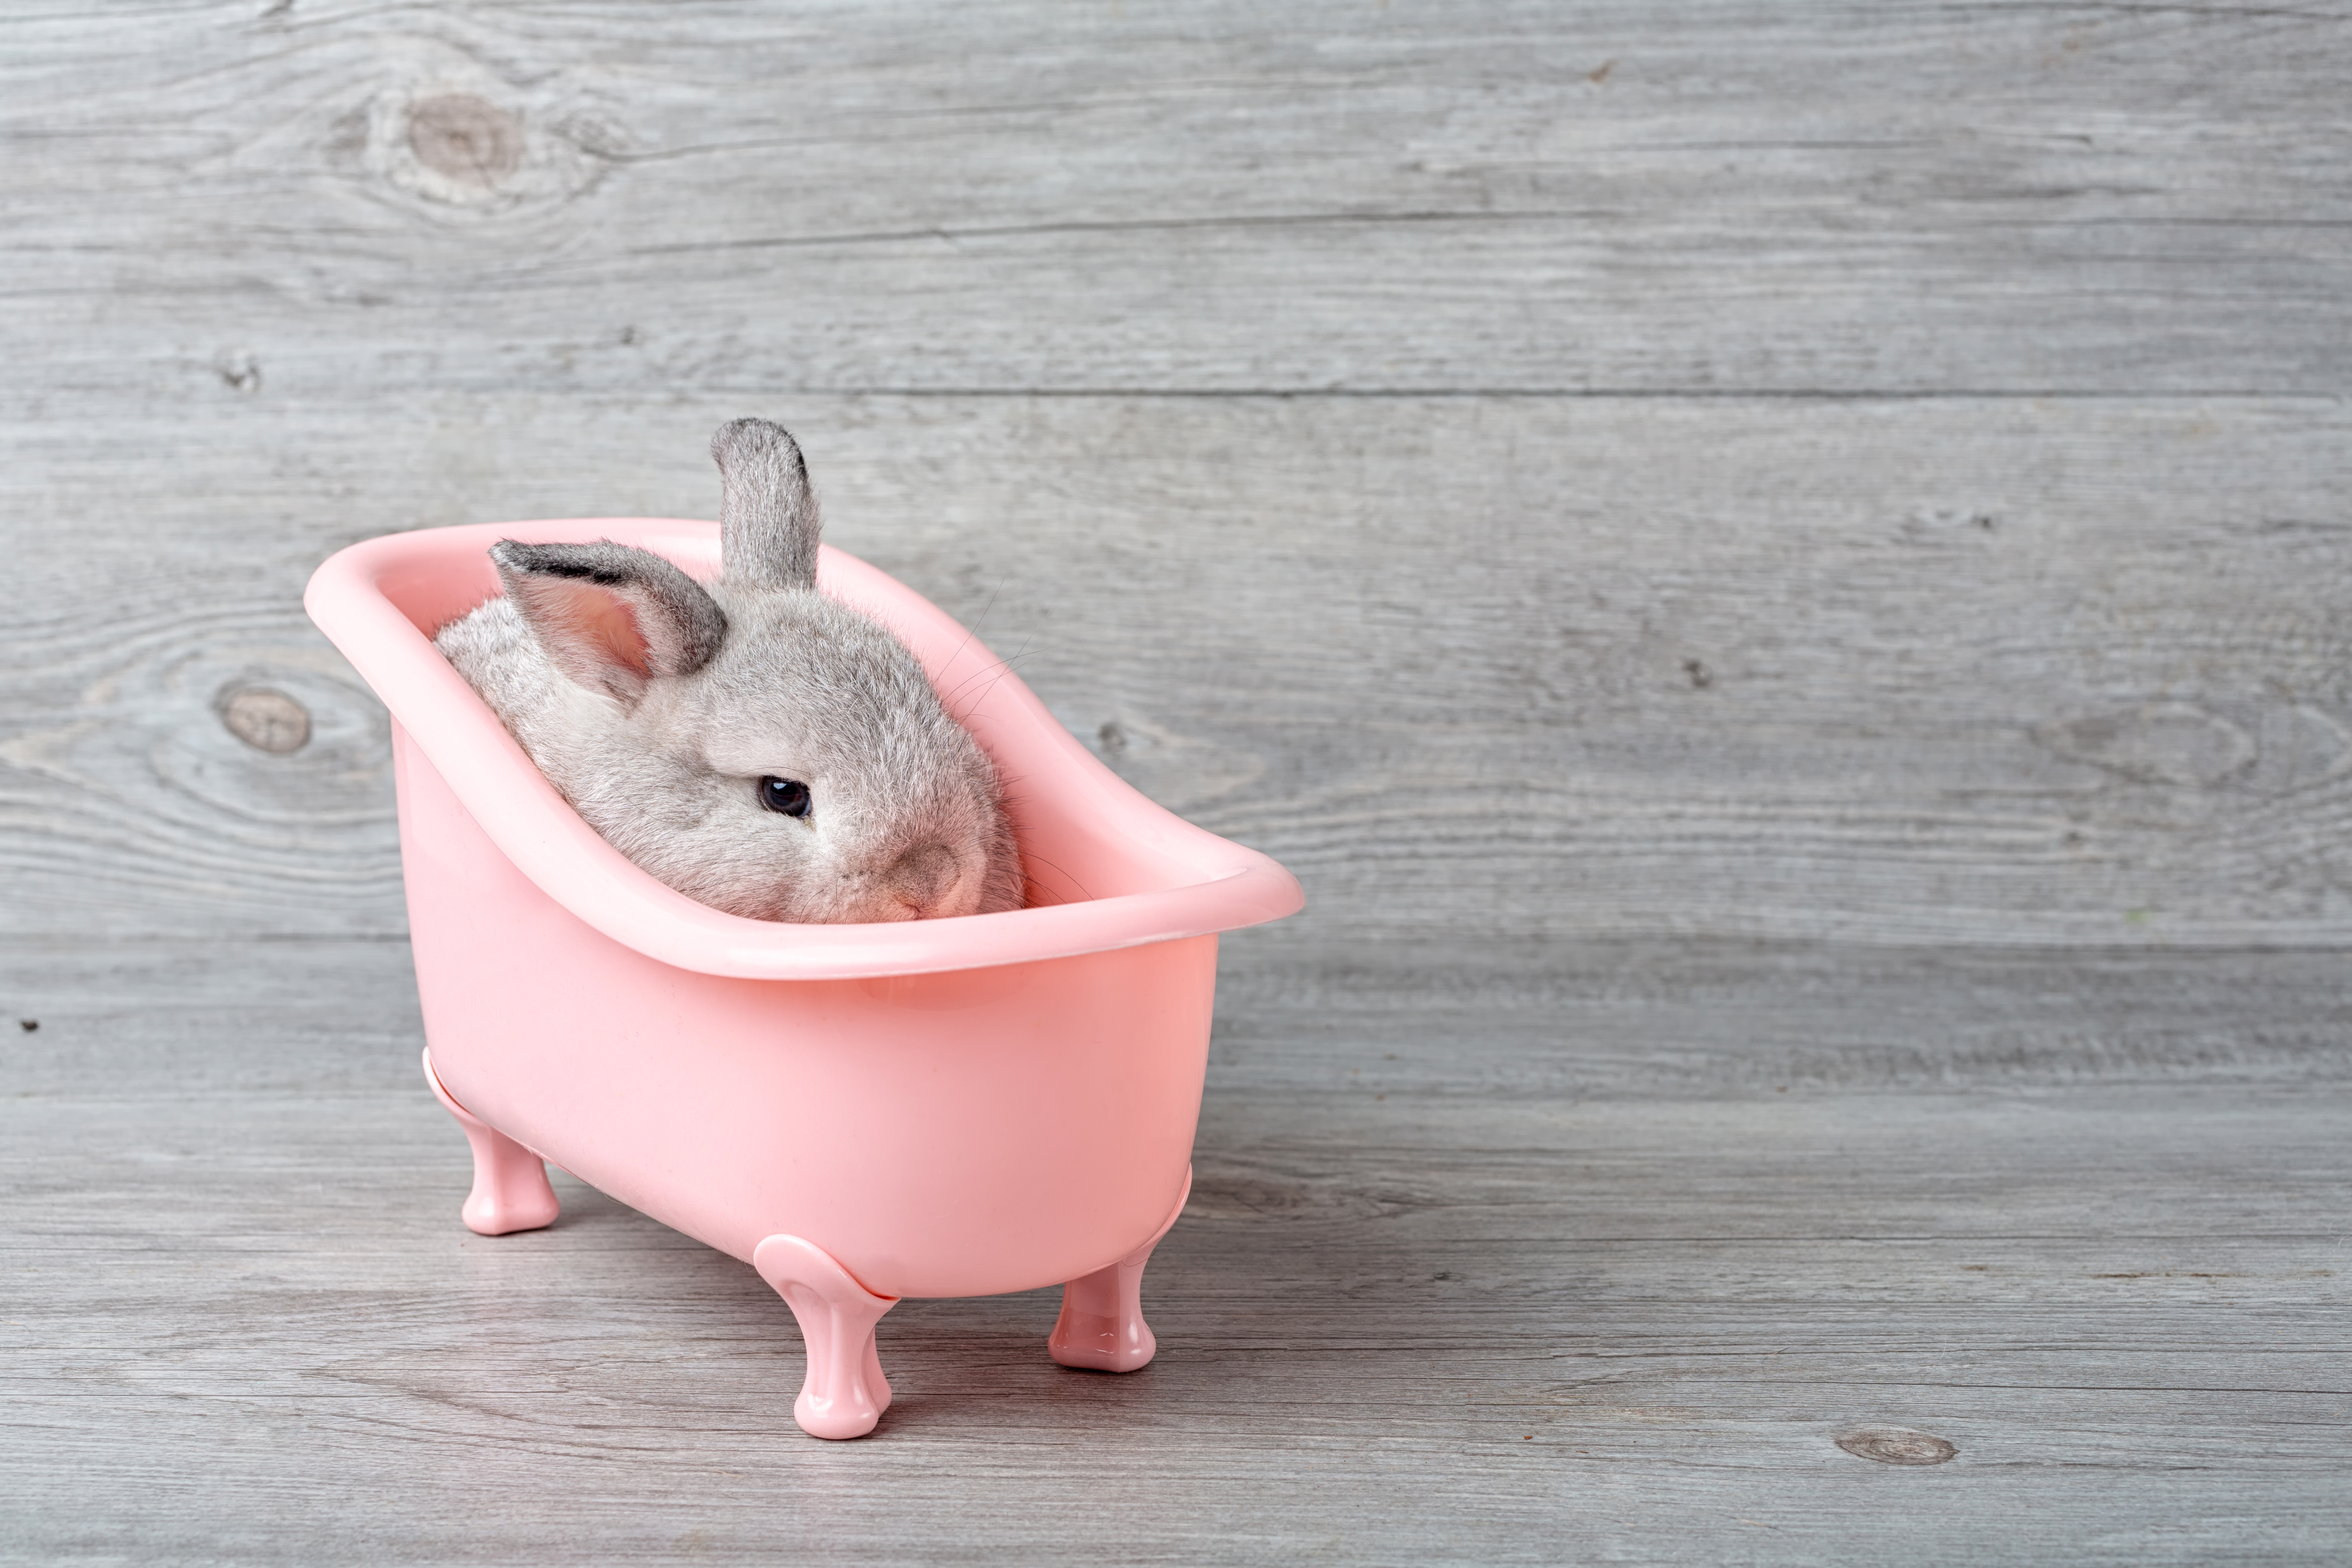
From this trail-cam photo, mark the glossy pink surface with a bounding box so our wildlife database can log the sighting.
[306,519,1302,1313]
[754,1234,899,1440]
[1049,1169,1192,1374]
[422,1049,560,1238]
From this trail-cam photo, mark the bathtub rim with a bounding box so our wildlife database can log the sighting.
[307,519,1305,980]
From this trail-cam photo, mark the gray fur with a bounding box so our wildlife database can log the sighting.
[489,539,728,705]
[712,418,819,591]
[434,423,1022,923]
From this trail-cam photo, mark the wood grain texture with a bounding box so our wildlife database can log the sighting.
[10,395,2352,943]
[1211,933,2352,1096]
[4,1,2348,398]
[5,4,2350,1559]
[2,940,2348,1566]
[7,0,2351,944]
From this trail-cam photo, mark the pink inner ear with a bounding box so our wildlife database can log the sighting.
[539,577,651,677]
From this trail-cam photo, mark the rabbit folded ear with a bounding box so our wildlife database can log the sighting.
[711,417,820,591]
[490,540,728,707]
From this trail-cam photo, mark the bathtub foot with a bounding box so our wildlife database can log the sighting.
[753,1234,899,1440]
[421,1048,560,1237]
[1050,1165,1192,1374]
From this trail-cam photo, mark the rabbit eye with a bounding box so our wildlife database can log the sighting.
[759,776,812,818]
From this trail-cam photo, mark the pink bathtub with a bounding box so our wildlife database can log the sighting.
[304,519,1303,1439]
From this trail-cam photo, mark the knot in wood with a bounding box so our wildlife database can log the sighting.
[1835,1426,1957,1466]
[407,94,523,188]
[219,687,311,754]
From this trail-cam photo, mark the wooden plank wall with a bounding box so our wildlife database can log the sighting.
[5,3,2350,1563]
[8,0,2352,948]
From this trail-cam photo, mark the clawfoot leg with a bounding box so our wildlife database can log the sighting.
[753,1234,900,1440]
[1050,1165,1193,1373]
[421,1048,560,1237]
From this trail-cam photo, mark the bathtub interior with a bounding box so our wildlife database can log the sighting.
[311,519,1302,982]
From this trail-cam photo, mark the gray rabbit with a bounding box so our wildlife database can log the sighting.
[434,419,1022,922]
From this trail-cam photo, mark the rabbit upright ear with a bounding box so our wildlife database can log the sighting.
[712,418,820,591]
[490,540,727,707]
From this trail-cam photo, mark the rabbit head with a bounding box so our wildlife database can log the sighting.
[469,420,1022,923]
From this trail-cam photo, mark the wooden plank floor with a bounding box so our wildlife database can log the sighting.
[4,938,2347,1564]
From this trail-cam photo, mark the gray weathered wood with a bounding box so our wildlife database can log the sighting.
[5,2,2349,1561]
[8,1,2352,947]
[10,396,2352,945]
[5,2,2349,398]
[3,939,2347,1565]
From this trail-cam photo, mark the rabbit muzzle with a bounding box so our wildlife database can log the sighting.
[880,842,963,917]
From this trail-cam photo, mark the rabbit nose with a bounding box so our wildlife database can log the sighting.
[884,842,960,917]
